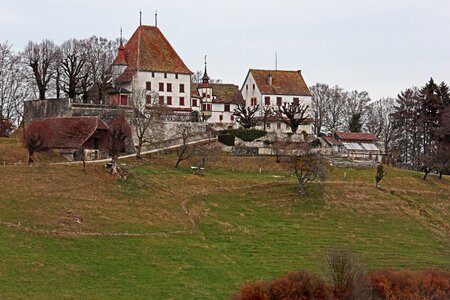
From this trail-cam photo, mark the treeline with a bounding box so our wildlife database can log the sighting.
[310,80,450,174]
[233,248,450,300]
[0,37,119,132]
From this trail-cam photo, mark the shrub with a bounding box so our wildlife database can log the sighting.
[218,134,235,146]
[0,117,14,137]
[367,269,450,300]
[232,271,333,300]
[220,129,266,142]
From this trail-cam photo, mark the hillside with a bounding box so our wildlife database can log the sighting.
[0,153,449,299]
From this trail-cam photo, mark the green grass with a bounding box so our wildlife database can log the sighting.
[0,154,449,299]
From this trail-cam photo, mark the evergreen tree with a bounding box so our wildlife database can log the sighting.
[348,113,363,132]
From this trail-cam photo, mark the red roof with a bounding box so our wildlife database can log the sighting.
[323,136,342,145]
[248,69,311,96]
[113,44,127,65]
[27,117,109,150]
[113,25,192,78]
[335,132,378,142]
[192,83,244,105]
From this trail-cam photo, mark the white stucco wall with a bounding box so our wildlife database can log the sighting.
[132,71,191,109]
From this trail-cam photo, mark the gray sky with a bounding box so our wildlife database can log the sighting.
[2,0,449,99]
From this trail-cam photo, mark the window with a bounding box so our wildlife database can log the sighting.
[202,92,207,98]
[219,115,223,122]
[167,83,172,92]
[159,82,164,92]
[146,82,151,90]
[252,84,255,90]
[224,104,230,112]
[179,84,185,93]
[293,97,299,106]
[159,96,164,105]
[166,96,172,105]
[264,96,270,106]
[202,103,211,111]
[175,74,178,79]
[146,95,152,103]
[230,115,234,121]
[152,72,155,78]
[246,84,248,90]
[164,73,167,78]
[192,99,198,106]
[276,97,282,106]
[251,97,257,106]
[179,97,185,106]
[277,122,281,130]
[120,95,128,106]
[267,122,271,129]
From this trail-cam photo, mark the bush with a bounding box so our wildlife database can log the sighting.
[232,271,333,300]
[218,134,235,146]
[219,129,266,141]
[367,269,450,300]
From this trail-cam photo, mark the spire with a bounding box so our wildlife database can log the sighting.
[120,27,123,46]
[202,55,210,84]
[139,10,142,26]
[155,10,158,27]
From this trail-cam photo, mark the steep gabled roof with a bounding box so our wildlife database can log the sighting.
[191,83,245,105]
[335,132,378,142]
[113,25,192,76]
[249,69,311,96]
[29,117,109,150]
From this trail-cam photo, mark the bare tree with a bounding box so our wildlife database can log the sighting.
[344,90,371,131]
[262,105,273,131]
[290,148,328,195]
[23,120,50,165]
[108,115,131,174]
[233,104,259,129]
[366,97,396,155]
[131,89,165,159]
[175,124,193,168]
[191,70,222,84]
[273,102,309,134]
[81,36,117,103]
[310,83,333,135]
[59,39,86,99]
[194,141,222,169]
[325,247,369,299]
[23,40,59,100]
[324,85,347,132]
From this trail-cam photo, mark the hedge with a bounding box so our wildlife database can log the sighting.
[219,129,266,142]
[218,134,235,146]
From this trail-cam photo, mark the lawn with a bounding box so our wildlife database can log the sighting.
[0,154,448,299]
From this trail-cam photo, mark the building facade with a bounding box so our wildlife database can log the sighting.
[241,69,313,134]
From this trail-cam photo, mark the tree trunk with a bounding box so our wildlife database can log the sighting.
[423,171,429,180]
[291,124,298,134]
[28,150,34,165]
[175,158,181,168]
[439,172,442,179]
[136,143,142,160]
[39,89,46,100]
[111,155,119,174]
[299,182,305,195]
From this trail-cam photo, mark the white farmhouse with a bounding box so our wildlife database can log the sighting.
[111,25,193,116]
[191,66,244,127]
[241,69,314,134]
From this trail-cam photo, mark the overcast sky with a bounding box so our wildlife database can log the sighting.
[1,0,449,99]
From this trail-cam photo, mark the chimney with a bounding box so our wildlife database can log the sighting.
[268,74,272,86]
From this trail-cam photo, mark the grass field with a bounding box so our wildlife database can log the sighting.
[0,152,449,299]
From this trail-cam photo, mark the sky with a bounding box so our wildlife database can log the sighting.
[1,0,449,100]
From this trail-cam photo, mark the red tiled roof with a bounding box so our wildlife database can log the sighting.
[28,117,109,150]
[323,136,342,145]
[113,45,127,65]
[335,132,378,142]
[249,69,311,96]
[191,83,245,105]
[113,25,192,77]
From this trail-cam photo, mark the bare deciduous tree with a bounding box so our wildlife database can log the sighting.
[131,89,165,159]
[290,149,328,195]
[273,102,309,134]
[23,39,59,100]
[233,104,259,129]
[175,124,193,168]
[194,141,222,169]
[60,39,86,99]
[310,83,333,135]
[108,115,131,174]
[23,120,50,165]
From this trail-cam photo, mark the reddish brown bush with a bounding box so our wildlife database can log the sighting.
[233,271,333,300]
[367,269,450,300]
[23,120,50,164]
[0,117,14,137]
